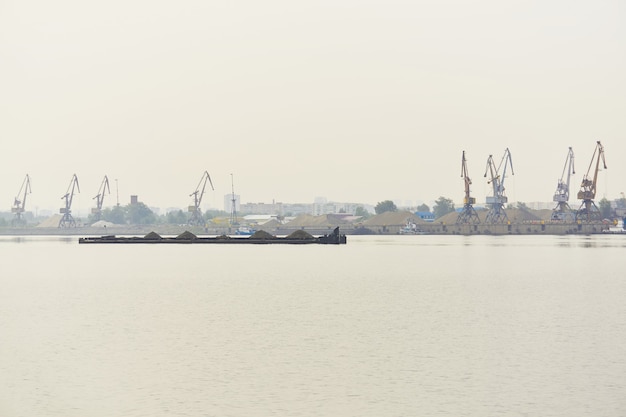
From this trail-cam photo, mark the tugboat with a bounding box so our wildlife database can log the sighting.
[235,225,256,236]
[399,219,425,235]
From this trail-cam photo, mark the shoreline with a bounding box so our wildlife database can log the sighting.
[0,221,620,237]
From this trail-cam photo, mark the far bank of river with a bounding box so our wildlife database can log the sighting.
[0,221,619,237]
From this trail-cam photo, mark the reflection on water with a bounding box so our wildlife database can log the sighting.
[0,235,625,417]
[0,235,75,244]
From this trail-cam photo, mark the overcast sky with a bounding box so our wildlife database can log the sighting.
[1,0,624,214]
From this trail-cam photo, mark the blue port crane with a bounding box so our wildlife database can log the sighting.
[551,147,575,221]
[484,148,514,224]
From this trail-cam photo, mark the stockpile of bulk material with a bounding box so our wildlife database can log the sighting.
[361,211,423,227]
[286,230,314,240]
[249,230,276,240]
[437,208,546,224]
[36,214,63,228]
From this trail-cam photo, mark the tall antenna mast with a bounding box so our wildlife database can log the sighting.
[115,178,120,206]
[230,173,238,226]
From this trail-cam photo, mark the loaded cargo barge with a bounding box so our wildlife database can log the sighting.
[78,227,347,245]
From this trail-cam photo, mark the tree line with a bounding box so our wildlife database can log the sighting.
[374,197,455,219]
[94,203,229,226]
[1,196,622,227]
[373,196,620,221]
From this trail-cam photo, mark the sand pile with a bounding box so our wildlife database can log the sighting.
[144,231,162,240]
[285,214,355,228]
[91,220,117,228]
[260,219,281,229]
[438,207,547,224]
[286,230,314,240]
[37,214,62,228]
[361,211,422,226]
[176,231,197,240]
[249,230,275,240]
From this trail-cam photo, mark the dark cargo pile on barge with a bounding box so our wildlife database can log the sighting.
[78,227,347,245]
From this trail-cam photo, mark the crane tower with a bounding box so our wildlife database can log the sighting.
[484,148,514,224]
[188,171,214,226]
[229,173,239,226]
[551,147,575,221]
[12,174,32,227]
[456,151,480,224]
[91,175,110,222]
[59,174,80,228]
[575,141,607,222]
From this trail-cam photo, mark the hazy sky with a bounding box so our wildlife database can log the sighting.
[1,0,625,213]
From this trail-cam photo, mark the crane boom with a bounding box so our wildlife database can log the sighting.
[576,141,607,222]
[59,174,80,228]
[91,175,110,221]
[461,151,472,202]
[484,148,514,223]
[551,147,576,221]
[577,141,606,201]
[11,174,32,226]
[456,151,480,224]
[188,171,214,226]
[553,147,575,203]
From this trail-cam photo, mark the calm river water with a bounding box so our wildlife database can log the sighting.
[1,235,625,417]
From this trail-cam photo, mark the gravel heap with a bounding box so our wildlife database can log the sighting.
[176,231,197,240]
[249,230,276,240]
[144,231,162,240]
[286,230,314,240]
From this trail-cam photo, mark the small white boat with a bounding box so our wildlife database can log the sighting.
[235,226,256,236]
[399,219,425,235]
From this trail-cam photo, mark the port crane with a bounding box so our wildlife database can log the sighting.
[484,148,514,224]
[188,171,214,226]
[11,174,32,226]
[59,174,80,228]
[456,151,480,224]
[91,175,110,222]
[576,141,607,222]
[551,147,575,221]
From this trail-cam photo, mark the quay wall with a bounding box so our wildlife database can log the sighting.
[0,221,614,237]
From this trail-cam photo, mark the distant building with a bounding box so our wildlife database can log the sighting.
[526,201,555,210]
[236,197,372,217]
[414,211,435,222]
[282,203,315,216]
[612,198,626,217]
[240,201,283,215]
[224,194,240,213]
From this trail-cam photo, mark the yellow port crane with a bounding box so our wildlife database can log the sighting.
[59,174,80,228]
[484,148,514,224]
[188,171,214,226]
[11,174,32,227]
[551,147,575,221]
[575,141,607,222]
[91,175,110,222]
[456,151,480,225]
